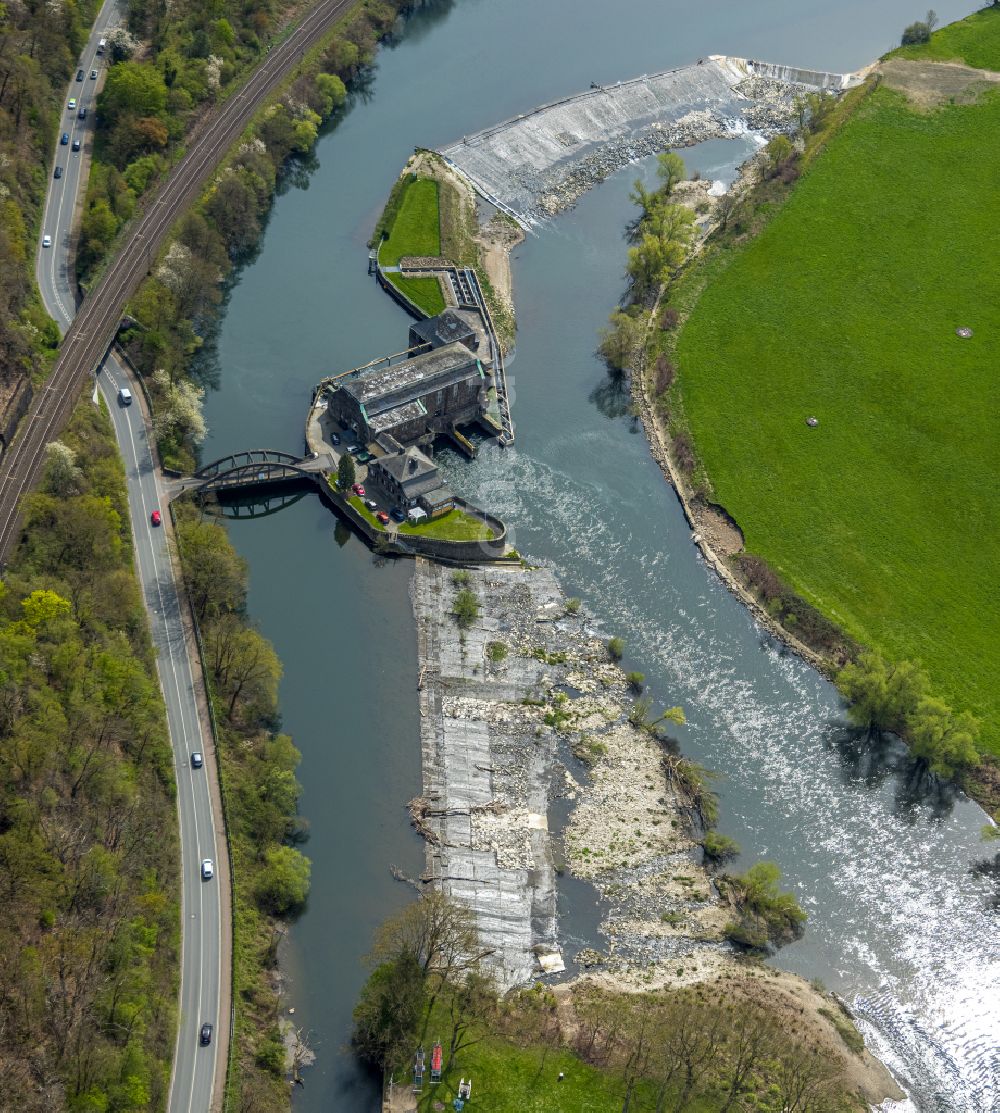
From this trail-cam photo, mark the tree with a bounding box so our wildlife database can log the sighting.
[151,368,207,446]
[254,846,310,916]
[900,12,936,45]
[43,442,83,497]
[205,615,281,720]
[352,951,426,1071]
[598,310,646,374]
[656,150,686,195]
[336,452,355,491]
[175,513,247,622]
[98,62,167,128]
[908,698,979,780]
[368,891,492,983]
[838,653,928,736]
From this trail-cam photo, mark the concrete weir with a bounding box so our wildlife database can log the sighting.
[411,559,568,991]
[439,55,866,224]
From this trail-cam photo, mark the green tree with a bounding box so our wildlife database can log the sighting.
[908,699,979,780]
[838,653,929,736]
[175,513,247,622]
[337,452,355,491]
[98,62,168,127]
[254,846,310,916]
[656,150,686,195]
[352,951,426,1071]
[598,310,646,374]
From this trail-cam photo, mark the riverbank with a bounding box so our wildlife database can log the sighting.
[408,556,902,1107]
[659,11,1000,806]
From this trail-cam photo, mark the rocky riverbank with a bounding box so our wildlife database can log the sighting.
[409,556,902,1104]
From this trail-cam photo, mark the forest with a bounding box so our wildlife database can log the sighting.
[0,404,179,1112]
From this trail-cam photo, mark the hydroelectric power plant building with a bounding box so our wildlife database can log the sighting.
[325,334,487,448]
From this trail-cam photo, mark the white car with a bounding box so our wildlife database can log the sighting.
[42,235,52,248]
[68,97,77,110]
[201,858,214,880]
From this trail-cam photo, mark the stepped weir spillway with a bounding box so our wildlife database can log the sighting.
[439,54,867,225]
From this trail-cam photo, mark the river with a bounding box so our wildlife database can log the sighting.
[198,1,997,1109]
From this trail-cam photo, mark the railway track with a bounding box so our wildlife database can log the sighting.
[0,0,358,561]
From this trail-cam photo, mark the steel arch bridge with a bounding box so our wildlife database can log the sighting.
[191,450,322,494]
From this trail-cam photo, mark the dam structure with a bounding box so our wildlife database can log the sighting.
[439,55,867,225]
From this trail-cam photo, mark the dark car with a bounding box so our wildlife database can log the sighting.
[191,752,203,769]
[329,432,340,445]
[390,507,406,523]
[199,1022,213,1046]
[60,132,69,145]
[72,138,81,152]
[53,166,63,179]
[78,107,87,120]
[76,68,84,81]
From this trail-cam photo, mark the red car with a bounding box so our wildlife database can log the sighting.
[352,483,365,497]
[376,510,390,525]
[150,510,162,526]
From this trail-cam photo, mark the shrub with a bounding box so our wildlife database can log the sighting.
[627,671,646,693]
[659,306,680,331]
[565,597,582,614]
[454,588,479,630]
[486,641,508,662]
[607,636,625,661]
[702,830,741,864]
[652,353,675,394]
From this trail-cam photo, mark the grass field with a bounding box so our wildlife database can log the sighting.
[378,175,446,315]
[381,176,441,264]
[675,75,1000,755]
[893,5,1000,69]
[348,496,495,542]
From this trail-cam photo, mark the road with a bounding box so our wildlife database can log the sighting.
[0,0,362,558]
[33,4,225,1110]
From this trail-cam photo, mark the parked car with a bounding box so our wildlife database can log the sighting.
[78,107,87,120]
[390,507,406,523]
[68,98,77,110]
[90,69,98,79]
[330,432,340,445]
[200,1022,213,1046]
[150,510,161,527]
[42,235,52,248]
[76,69,84,81]
[53,166,63,179]
[191,752,203,768]
[201,859,214,880]
[364,499,377,511]
[60,132,69,145]
[72,138,81,152]
[376,511,390,525]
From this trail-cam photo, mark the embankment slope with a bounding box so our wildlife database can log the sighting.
[674,12,1000,765]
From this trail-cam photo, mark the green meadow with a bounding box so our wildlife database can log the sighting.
[676,44,1000,756]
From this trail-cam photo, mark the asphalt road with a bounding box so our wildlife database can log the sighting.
[34,5,223,1109]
